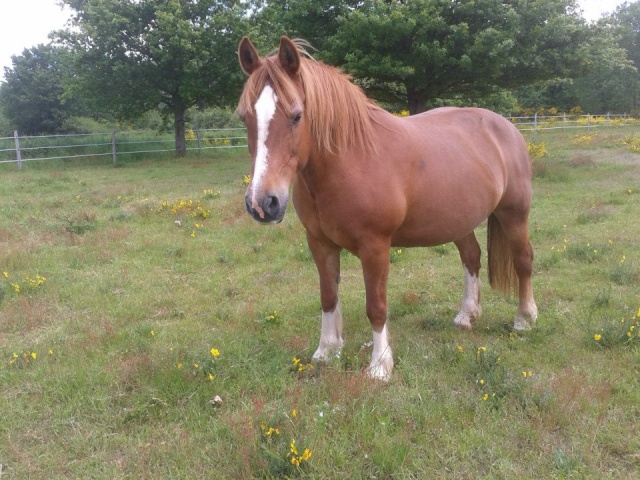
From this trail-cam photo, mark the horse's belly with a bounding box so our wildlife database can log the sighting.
[391,188,498,247]
[391,215,486,247]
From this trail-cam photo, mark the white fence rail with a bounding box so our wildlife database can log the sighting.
[1,114,638,168]
[509,112,636,131]
[0,127,248,169]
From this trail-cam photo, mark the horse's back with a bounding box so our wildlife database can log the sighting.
[404,107,530,185]
[410,107,524,147]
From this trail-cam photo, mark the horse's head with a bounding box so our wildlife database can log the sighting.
[237,36,310,224]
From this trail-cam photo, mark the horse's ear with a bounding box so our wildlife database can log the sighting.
[238,36,262,75]
[278,36,300,76]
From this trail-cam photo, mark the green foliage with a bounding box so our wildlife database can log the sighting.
[60,0,249,154]
[257,0,360,51]
[516,3,640,115]
[0,44,84,134]
[324,0,600,113]
[609,1,640,72]
[188,106,244,130]
[0,107,12,137]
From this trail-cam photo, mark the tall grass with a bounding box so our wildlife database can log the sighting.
[0,125,639,478]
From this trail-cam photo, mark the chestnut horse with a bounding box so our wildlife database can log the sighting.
[237,36,537,381]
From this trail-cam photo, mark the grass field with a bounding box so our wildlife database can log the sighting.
[1,126,639,479]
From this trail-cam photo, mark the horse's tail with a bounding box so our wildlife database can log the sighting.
[487,214,519,296]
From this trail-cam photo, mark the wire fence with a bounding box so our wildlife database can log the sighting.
[509,112,638,131]
[0,127,248,169]
[1,114,638,168]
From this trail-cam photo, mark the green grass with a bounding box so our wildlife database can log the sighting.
[1,126,639,479]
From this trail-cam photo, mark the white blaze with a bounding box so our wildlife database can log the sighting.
[252,84,278,205]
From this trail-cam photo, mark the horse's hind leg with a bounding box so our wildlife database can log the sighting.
[511,229,538,330]
[307,233,344,361]
[493,212,538,330]
[453,233,483,329]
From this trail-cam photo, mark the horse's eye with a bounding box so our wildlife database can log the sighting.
[292,112,302,126]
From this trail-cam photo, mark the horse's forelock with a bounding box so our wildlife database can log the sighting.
[237,57,302,118]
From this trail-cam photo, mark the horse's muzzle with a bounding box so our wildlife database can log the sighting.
[245,193,288,224]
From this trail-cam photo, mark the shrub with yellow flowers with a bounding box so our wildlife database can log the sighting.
[257,407,313,475]
[7,350,38,369]
[261,309,282,326]
[177,346,222,382]
[591,307,640,349]
[622,135,640,154]
[1,271,47,298]
[527,141,548,158]
[389,247,407,263]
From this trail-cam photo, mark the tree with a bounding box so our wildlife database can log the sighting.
[606,1,640,112]
[60,0,248,155]
[323,0,599,114]
[0,44,81,134]
[611,1,640,71]
[256,0,360,50]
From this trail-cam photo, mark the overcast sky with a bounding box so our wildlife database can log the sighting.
[0,0,633,80]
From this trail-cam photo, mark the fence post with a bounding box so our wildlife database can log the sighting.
[14,130,22,170]
[196,128,202,152]
[111,129,117,165]
[534,113,538,132]
[563,113,566,130]
[606,112,610,126]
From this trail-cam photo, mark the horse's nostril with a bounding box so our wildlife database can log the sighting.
[245,193,287,223]
[262,195,280,217]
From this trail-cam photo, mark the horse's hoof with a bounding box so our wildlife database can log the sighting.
[365,356,393,382]
[513,308,537,331]
[513,320,532,331]
[453,313,474,330]
[312,347,342,363]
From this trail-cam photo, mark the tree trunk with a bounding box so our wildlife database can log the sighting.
[174,106,187,157]
[406,84,429,115]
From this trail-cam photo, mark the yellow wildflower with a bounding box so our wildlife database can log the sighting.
[594,334,602,342]
[210,348,220,358]
[301,448,312,461]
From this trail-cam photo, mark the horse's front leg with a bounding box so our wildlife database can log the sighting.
[307,232,344,362]
[360,243,394,382]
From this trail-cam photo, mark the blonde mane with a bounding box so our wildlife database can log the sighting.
[237,42,379,156]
